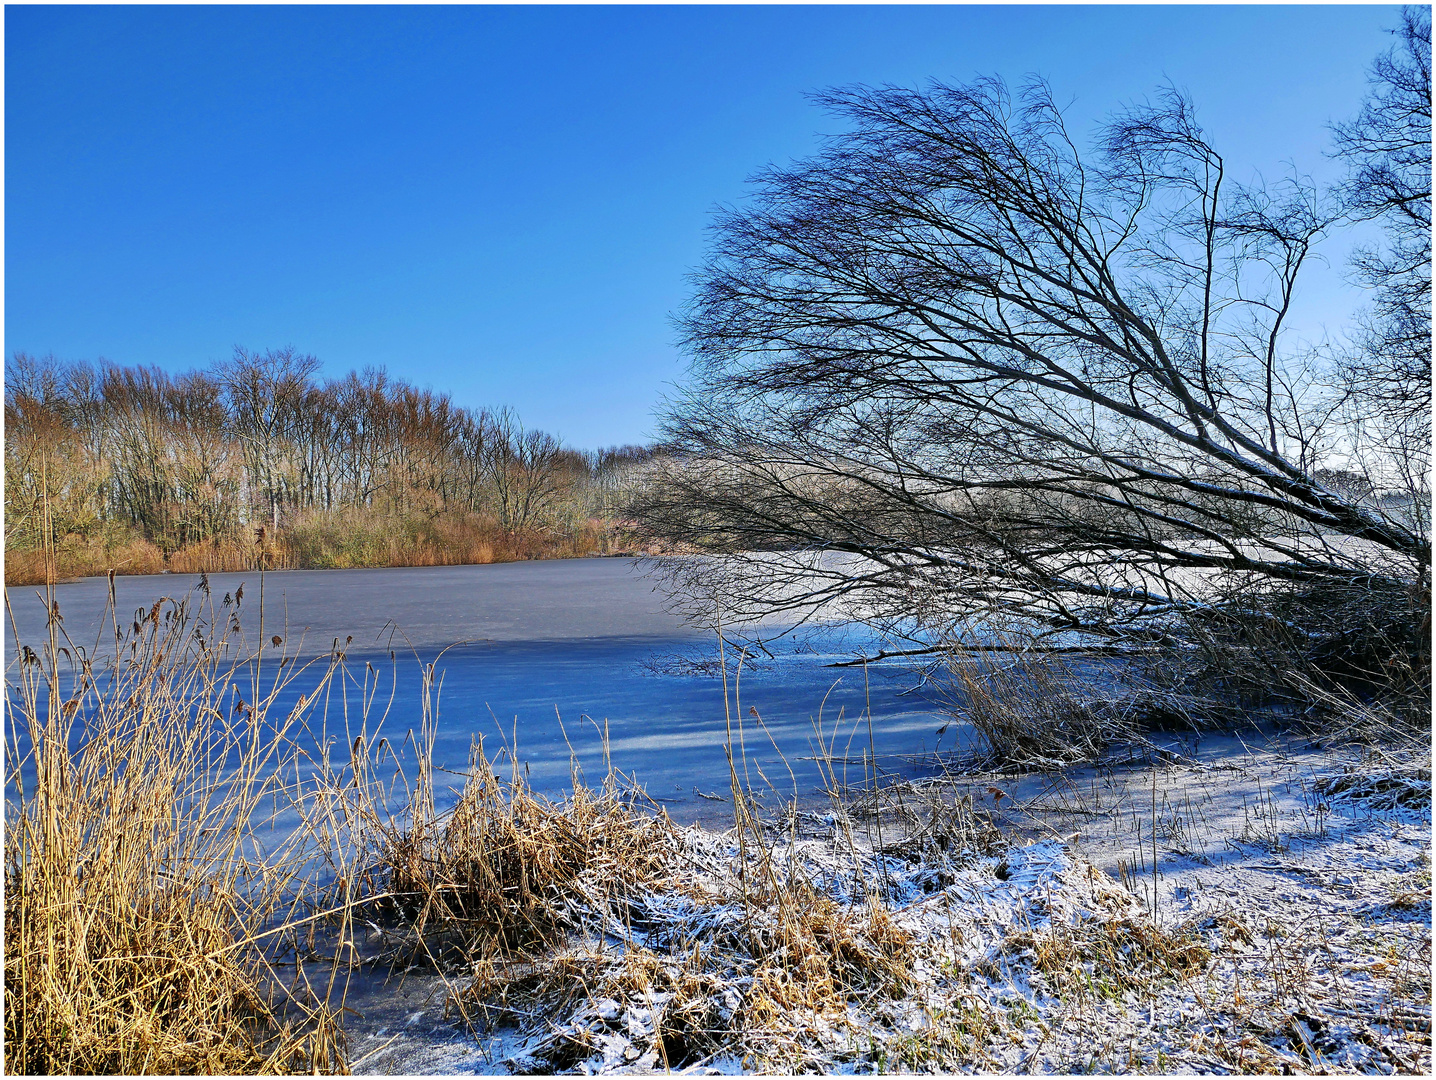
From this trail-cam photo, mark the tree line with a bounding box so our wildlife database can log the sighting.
[5,347,655,577]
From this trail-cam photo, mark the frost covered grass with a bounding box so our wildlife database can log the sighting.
[346,736,1431,1075]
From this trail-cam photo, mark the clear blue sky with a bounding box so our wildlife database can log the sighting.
[5,5,1403,447]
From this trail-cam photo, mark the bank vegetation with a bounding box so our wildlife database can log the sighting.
[4,349,658,585]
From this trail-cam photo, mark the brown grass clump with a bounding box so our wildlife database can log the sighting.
[930,619,1216,770]
[455,886,918,1074]
[461,945,744,1072]
[6,875,270,1074]
[739,893,915,1070]
[372,749,681,968]
[4,581,352,1074]
[746,888,914,1011]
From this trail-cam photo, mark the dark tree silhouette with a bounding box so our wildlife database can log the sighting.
[1332,6,1431,435]
[633,76,1429,662]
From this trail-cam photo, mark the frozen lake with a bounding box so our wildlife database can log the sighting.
[5,559,959,824]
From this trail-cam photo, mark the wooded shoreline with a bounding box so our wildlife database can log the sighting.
[3,505,654,586]
[5,350,658,587]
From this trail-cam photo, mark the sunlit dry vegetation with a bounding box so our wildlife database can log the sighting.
[4,582,356,1073]
[4,349,657,584]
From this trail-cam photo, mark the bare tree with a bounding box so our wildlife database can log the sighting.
[1332,6,1431,438]
[101,365,239,551]
[3,356,103,553]
[633,77,1429,665]
[218,346,320,532]
[483,407,573,532]
[386,383,466,513]
[453,408,496,514]
[590,444,658,493]
[290,382,345,511]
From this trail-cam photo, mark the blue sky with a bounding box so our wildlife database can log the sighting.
[5,5,1404,447]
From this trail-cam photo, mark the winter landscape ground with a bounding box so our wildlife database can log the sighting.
[334,732,1432,1075]
[6,562,1429,1074]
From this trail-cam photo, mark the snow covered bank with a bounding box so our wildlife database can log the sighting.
[343,737,1430,1074]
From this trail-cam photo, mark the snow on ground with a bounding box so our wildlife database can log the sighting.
[344,734,1430,1075]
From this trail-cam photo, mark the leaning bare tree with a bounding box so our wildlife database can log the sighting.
[632,75,1429,697]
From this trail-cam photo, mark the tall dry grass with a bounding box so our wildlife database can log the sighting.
[374,747,682,971]
[3,577,360,1073]
[933,635,1116,768]
[4,530,283,586]
[928,619,1214,770]
[5,508,646,586]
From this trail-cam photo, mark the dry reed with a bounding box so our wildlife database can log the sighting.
[935,640,1117,769]
[5,509,647,586]
[371,749,682,969]
[4,577,357,1073]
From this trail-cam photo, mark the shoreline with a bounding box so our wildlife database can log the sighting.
[7,565,1427,1074]
[3,538,663,590]
[9,548,648,590]
[338,731,1430,1074]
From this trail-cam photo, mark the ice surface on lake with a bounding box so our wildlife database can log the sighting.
[5,559,959,823]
